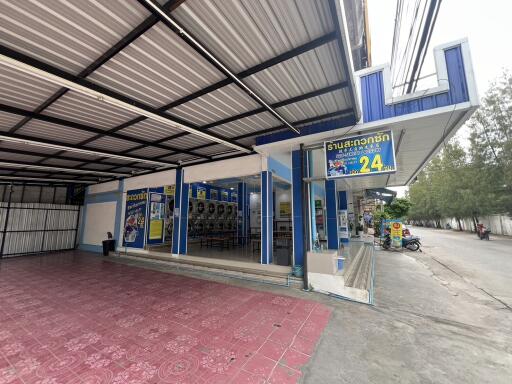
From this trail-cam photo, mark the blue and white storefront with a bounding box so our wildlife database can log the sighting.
[79,39,478,298]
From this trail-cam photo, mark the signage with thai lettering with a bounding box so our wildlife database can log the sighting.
[325,131,396,179]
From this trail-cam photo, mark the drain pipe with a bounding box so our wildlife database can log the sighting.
[300,144,310,290]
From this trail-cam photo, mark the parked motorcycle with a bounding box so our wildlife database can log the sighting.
[476,224,491,240]
[382,233,422,251]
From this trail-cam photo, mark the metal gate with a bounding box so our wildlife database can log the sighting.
[0,202,81,258]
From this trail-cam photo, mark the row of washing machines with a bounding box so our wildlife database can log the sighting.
[188,199,238,236]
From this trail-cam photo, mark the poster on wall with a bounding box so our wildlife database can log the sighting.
[123,188,148,248]
[197,186,206,200]
[324,130,396,179]
[231,192,238,203]
[210,189,218,201]
[221,190,229,202]
[149,193,165,241]
[338,210,349,239]
[279,202,291,218]
[164,185,175,196]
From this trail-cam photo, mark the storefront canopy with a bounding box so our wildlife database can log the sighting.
[0,0,360,185]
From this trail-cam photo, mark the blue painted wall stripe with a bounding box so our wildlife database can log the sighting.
[261,171,273,264]
[361,45,469,123]
[172,169,183,254]
[291,150,304,266]
[325,180,338,249]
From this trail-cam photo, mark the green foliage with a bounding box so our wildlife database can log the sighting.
[409,72,512,222]
[373,211,390,237]
[384,197,411,219]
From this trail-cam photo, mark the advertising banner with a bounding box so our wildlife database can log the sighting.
[164,185,175,196]
[390,220,403,248]
[325,130,396,179]
[338,210,349,239]
[197,186,206,200]
[149,192,165,241]
[221,190,228,202]
[279,202,291,218]
[123,188,148,248]
[231,192,238,203]
[210,189,218,201]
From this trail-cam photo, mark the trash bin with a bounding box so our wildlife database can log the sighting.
[102,239,116,256]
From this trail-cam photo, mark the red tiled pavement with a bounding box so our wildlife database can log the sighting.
[0,252,332,383]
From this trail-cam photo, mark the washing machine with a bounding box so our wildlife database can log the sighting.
[217,203,225,217]
[197,201,205,214]
[207,202,216,216]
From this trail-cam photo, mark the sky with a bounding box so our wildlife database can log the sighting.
[366,0,512,197]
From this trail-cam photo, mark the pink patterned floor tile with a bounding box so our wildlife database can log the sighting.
[290,336,317,356]
[0,251,332,383]
[258,340,287,361]
[231,369,267,383]
[242,353,276,378]
[268,364,302,384]
[279,349,310,371]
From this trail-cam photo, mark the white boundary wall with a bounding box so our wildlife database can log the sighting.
[420,215,512,236]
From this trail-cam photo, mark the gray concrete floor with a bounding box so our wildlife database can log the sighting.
[104,227,512,383]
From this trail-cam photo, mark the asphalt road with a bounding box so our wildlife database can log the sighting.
[410,226,512,308]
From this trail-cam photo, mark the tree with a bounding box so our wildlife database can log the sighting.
[408,72,512,228]
[384,197,411,219]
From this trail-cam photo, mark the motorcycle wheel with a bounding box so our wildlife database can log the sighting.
[406,241,420,251]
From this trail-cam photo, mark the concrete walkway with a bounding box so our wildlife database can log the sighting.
[302,230,512,383]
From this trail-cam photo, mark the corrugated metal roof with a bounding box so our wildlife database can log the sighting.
[0,111,23,131]
[42,90,140,131]
[0,65,61,111]
[173,0,334,73]
[118,118,183,142]
[0,151,44,163]
[16,119,96,144]
[40,158,85,168]
[243,42,345,103]
[85,136,141,152]
[0,0,357,184]
[163,134,214,149]
[88,23,226,108]
[276,88,350,122]
[208,111,281,138]
[0,141,60,155]
[127,146,171,158]
[168,83,260,125]
[0,0,150,74]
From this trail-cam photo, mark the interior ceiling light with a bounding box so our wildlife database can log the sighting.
[0,176,95,184]
[0,54,252,154]
[0,134,174,167]
[0,161,130,177]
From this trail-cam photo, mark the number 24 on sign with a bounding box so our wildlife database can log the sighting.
[359,154,383,173]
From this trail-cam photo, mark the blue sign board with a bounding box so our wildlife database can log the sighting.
[324,130,396,179]
[123,188,148,248]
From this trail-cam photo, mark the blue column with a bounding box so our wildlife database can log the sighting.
[261,171,273,264]
[172,169,189,254]
[291,150,304,266]
[338,191,349,244]
[325,180,338,249]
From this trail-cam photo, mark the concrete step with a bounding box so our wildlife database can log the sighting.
[344,245,373,291]
[119,252,303,288]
